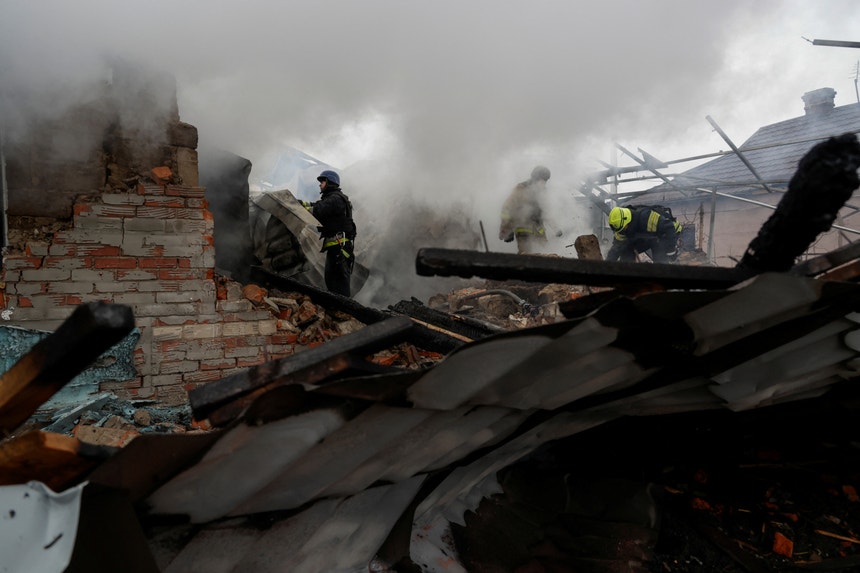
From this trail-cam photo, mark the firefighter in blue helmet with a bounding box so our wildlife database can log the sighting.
[306,170,357,296]
[606,205,682,263]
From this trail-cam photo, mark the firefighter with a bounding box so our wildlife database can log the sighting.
[499,165,552,254]
[606,205,682,263]
[307,170,357,296]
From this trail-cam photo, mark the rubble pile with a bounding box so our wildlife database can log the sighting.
[429,280,592,330]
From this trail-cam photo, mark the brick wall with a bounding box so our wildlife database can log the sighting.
[1,183,295,406]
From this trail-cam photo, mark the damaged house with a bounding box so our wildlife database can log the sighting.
[584,87,860,265]
[4,62,860,573]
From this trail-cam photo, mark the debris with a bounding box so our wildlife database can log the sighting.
[0,303,135,435]
[773,531,794,557]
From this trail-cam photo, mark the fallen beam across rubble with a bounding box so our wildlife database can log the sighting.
[415,248,755,290]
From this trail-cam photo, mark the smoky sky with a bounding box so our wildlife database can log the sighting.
[2,0,859,302]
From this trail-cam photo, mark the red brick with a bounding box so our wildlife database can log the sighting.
[157,340,183,353]
[18,296,33,308]
[77,245,121,257]
[237,355,266,368]
[4,257,42,270]
[137,182,165,196]
[242,284,267,304]
[182,370,224,383]
[268,334,295,345]
[144,197,185,208]
[139,258,179,268]
[94,257,137,269]
[151,166,173,184]
[158,269,200,280]
[47,244,76,256]
[200,359,237,371]
[74,204,93,216]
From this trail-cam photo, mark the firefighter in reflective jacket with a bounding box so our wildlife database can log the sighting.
[606,205,682,263]
[306,170,357,296]
[499,165,551,254]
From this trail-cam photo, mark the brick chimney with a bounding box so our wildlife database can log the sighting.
[802,87,836,117]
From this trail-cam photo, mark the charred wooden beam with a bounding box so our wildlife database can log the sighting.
[739,133,860,273]
[791,239,860,278]
[415,248,754,290]
[0,430,116,491]
[390,298,503,341]
[250,265,384,325]
[188,315,414,422]
[0,302,135,435]
[249,265,464,354]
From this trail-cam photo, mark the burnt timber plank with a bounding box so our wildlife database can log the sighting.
[791,239,860,278]
[0,430,115,491]
[0,302,135,435]
[415,248,754,290]
[188,315,414,420]
[390,298,501,341]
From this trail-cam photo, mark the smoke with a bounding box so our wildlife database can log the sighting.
[2,0,859,303]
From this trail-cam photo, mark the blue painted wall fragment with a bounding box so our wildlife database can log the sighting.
[0,325,141,411]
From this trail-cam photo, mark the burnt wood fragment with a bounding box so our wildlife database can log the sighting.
[739,133,860,273]
[791,238,860,278]
[390,298,501,341]
[0,302,135,435]
[415,248,754,290]
[0,430,116,490]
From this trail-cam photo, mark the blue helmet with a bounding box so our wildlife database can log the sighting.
[317,170,340,187]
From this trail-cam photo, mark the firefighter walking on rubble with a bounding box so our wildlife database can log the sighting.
[606,205,682,263]
[305,170,357,297]
[499,165,552,254]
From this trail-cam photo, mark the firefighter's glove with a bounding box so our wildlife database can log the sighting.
[300,200,313,211]
[500,231,514,242]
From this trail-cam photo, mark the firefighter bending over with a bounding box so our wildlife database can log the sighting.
[606,205,682,263]
[499,165,552,254]
[306,170,357,296]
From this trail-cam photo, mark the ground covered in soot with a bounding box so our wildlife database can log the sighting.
[451,380,860,573]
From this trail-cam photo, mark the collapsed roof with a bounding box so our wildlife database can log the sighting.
[3,132,860,571]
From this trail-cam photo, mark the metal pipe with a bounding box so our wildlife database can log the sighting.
[696,188,860,235]
[812,39,860,49]
[708,188,717,264]
[706,115,774,192]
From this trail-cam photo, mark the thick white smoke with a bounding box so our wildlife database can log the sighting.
[2,0,859,304]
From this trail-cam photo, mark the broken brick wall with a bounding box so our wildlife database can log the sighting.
[0,183,296,405]
[0,63,295,406]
